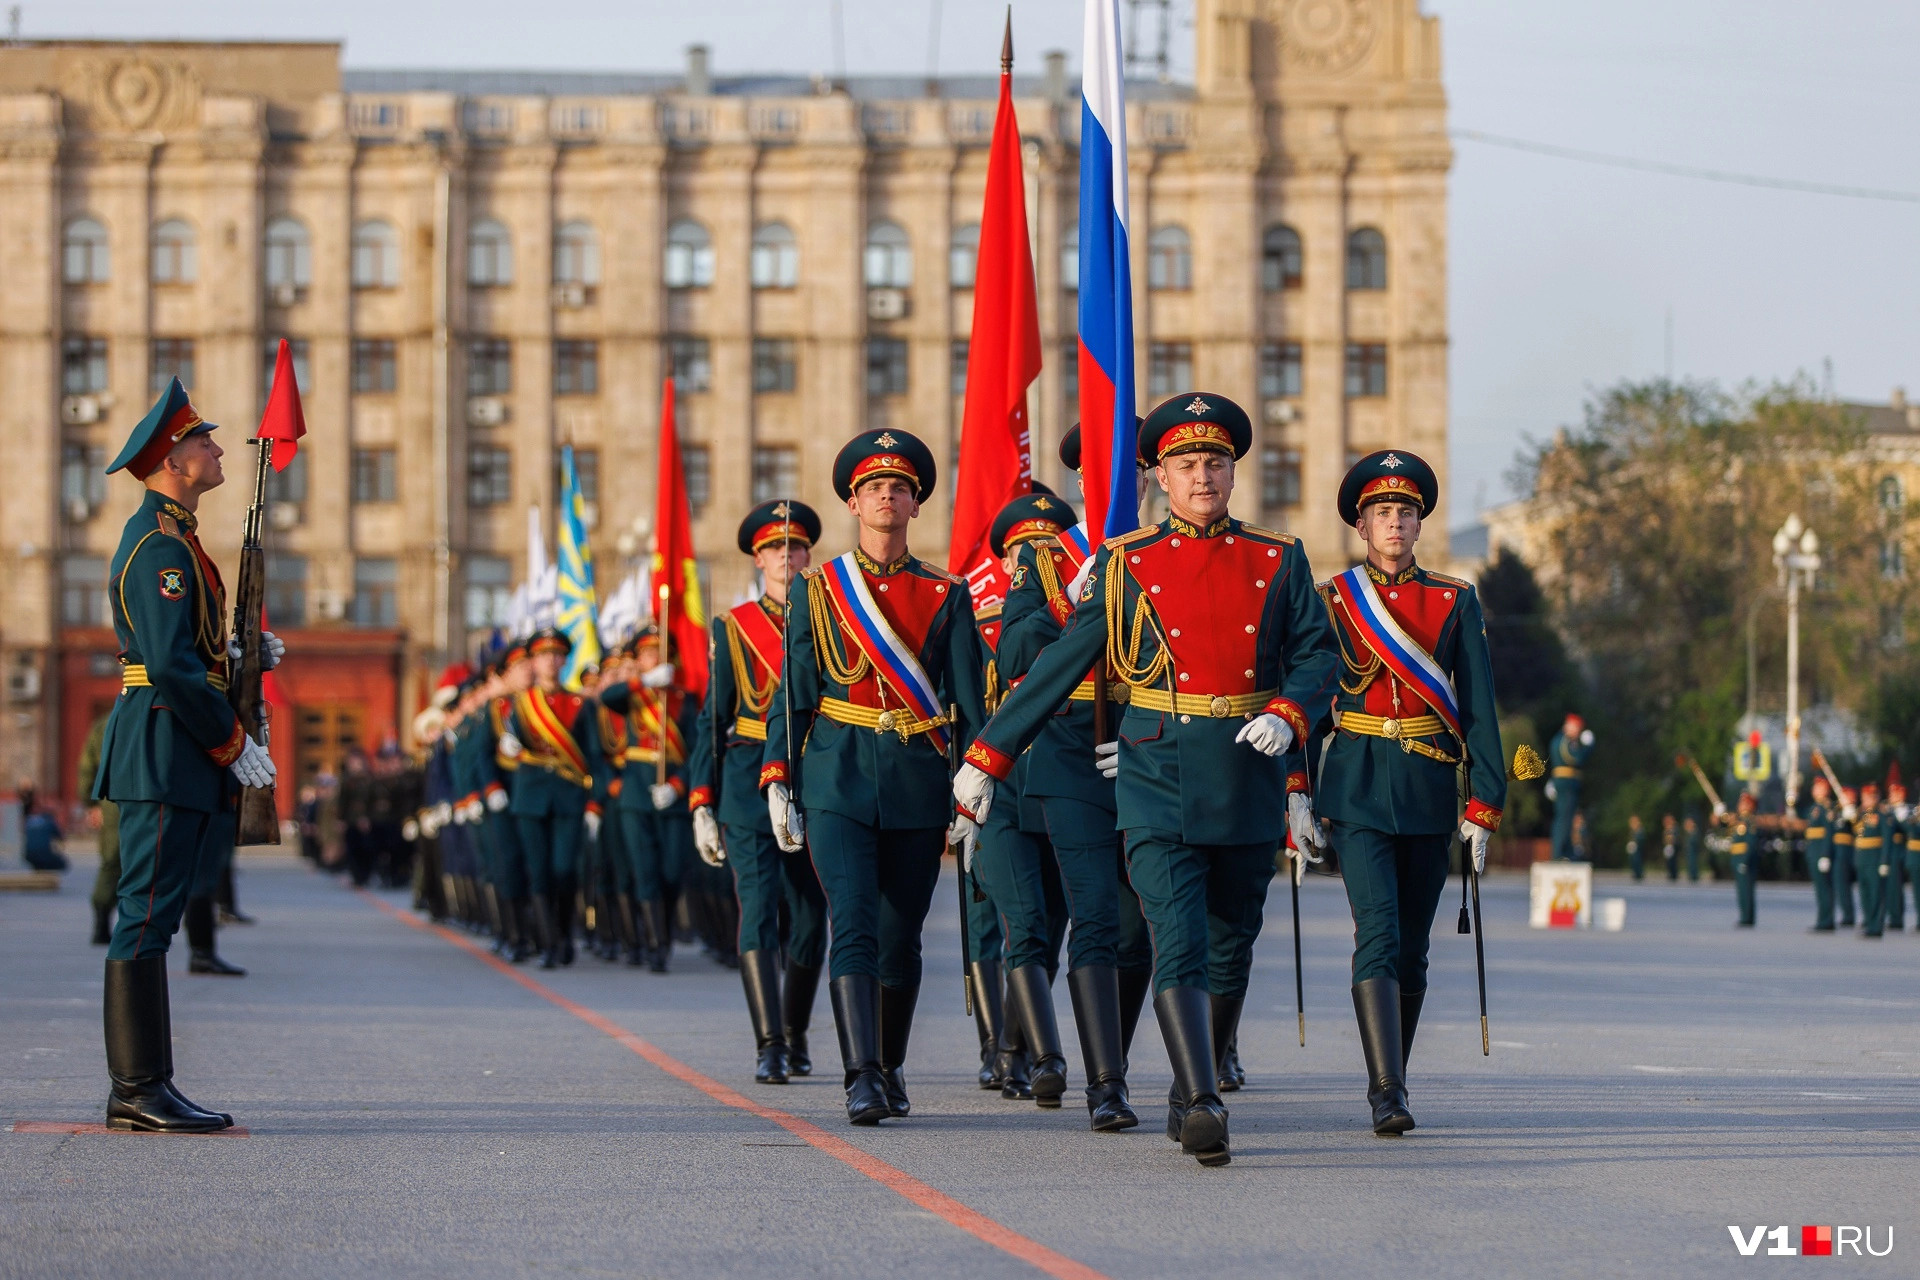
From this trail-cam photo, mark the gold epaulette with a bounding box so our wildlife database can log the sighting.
[154,512,185,540]
[1236,523,1298,545]
[975,604,1003,622]
[1103,526,1158,551]
[1423,569,1472,589]
[799,564,826,581]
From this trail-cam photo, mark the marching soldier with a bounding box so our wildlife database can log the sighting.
[92,378,281,1132]
[954,395,1337,1166]
[499,629,605,968]
[1683,813,1703,884]
[1853,783,1890,938]
[1900,785,1920,932]
[588,653,643,964]
[997,429,1156,1129]
[1660,812,1679,882]
[1885,782,1909,931]
[1626,814,1646,882]
[1804,776,1836,932]
[1312,449,1504,1137]
[762,429,987,1126]
[1546,713,1593,860]
[1719,792,1758,927]
[600,627,699,973]
[1832,788,1859,928]
[688,499,831,1082]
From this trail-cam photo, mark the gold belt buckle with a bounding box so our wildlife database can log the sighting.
[875,709,897,735]
[1208,695,1231,718]
[1381,717,1402,739]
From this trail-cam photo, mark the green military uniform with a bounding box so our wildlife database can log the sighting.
[1547,720,1594,860]
[600,653,697,972]
[92,379,247,1132]
[79,715,120,945]
[761,429,987,1126]
[1804,797,1836,931]
[1725,804,1758,927]
[1853,795,1891,937]
[1886,799,1909,930]
[688,498,830,1083]
[1683,816,1703,883]
[963,396,1336,1167]
[1901,804,1920,930]
[1626,817,1645,881]
[1312,450,1505,1138]
[1832,804,1857,926]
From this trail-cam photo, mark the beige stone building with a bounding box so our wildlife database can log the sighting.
[0,0,1450,801]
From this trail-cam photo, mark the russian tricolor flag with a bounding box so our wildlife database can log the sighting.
[1076,0,1137,541]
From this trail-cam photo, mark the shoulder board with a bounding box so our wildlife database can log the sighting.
[1315,580,1337,602]
[152,512,189,542]
[1422,570,1472,590]
[799,565,826,581]
[975,604,1003,622]
[1235,524,1298,545]
[1102,526,1158,551]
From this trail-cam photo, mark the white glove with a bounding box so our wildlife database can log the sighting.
[261,630,284,670]
[433,802,454,828]
[1817,856,1831,873]
[582,810,600,842]
[497,732,524,759]
[1460,818,1491,874]
[1094,740,1119,779]
[693,806,725,866]
[650,783,678,811]
[640,663,676,690]
[952,762,996,824]
[1543,780,1557,802]
[949,814,980,873]
[462,797,484,823]
[768,782,805,853]
[1711,800,1728,820]
[1234,712,1294,757]
[1840,804,1858,823]
[402,819,420,842]
[230,735,276,789]
[1579,729,1593,746]
[485,788,509,813]
[1284,793,1324,882]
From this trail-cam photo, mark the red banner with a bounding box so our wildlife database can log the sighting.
[652,378,709,699]
[257,337,307,471]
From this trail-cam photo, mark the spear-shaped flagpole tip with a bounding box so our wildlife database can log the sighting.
[1001,5,1013,74]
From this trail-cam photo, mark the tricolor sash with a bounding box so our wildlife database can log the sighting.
[515,689,592,786]
[820,553,950,751]
[1062,521,1096,599]
[1330,566,1461,738]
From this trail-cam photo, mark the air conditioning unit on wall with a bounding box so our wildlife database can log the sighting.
[269,283,300,308]
[61,395,102,425]
[467,397,509,427]
[552,283,588,309]
[866,288,908,321]
[1263,400,1298,425]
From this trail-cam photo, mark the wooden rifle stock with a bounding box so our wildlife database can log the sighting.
[228,439,280,845]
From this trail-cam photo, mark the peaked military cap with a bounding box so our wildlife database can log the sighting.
[737,498,822,555]
[1138,393,1252,465]
[833,429,937,502]
[527,628,571,658]
[1338,448,1438,526]
[1059,419,1147,473]
[989,491,1075,558]
[108,377,219,479]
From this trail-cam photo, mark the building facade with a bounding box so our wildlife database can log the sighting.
[0,0,1449,801]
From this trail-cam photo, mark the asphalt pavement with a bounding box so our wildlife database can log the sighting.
[2,851,1913,1279]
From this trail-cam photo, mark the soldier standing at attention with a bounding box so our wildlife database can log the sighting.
[1884,782,1909,931]
[1831,788,1858,928]
[762,430,987,1127]
[601,628,699,973]
[953,395,1336,1167]
[1545,713,1594,860]
[1853,783,1889,939]
[1683,813,1703,884]
[1898,783,1919,932]
[689,499,830,1083]
[997,430,1157,1129]
[499,629,604,969]
[1660,813,1679,883]
[1804,776,1836,932]
[92,378,280,1132]
[1626,814,1646,881]
[1720,792,1759,928]
[1311,450,1505,1138]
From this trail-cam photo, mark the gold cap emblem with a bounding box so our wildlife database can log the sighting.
[1185,396,1211,416]
[1033,496,1054,511]
[873,432,899,448]
[771,501,790,517]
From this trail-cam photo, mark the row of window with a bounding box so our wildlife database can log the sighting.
[70,332,1387,404]
[62,216,1389,296]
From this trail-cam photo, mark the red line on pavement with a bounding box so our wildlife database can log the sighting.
[360,892,1111,1280]
[9,1121,250,1137]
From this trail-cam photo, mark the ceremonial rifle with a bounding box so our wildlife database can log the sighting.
[1676,753,1728,816]
[948,701,973,1016]
[1810,748,1846,798]
[228,438,280,845]
[1290,849,1305,1047]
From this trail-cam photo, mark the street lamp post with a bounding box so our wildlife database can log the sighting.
[1772,515,1821,808]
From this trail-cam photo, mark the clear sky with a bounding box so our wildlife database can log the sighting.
[38,1,1920,520]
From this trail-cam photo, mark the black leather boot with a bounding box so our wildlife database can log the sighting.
[104,957,230,1132]
[781,961,821,1076]
[1005,965,1067,1108]
[509,897,535,963]
[156,971,232,1126]
[617,894,644,966]
[878,982,919,1117]
[1067,966,1137,1132]
[553,877,576,966]
[642,899,671,973]
[1211,994,1246,1093]
[1117,965,1152,1066]
[91,902,112,946]
[1401,986,1426,1072]
[1353,977,1414,1135]
[185,897,245,976]
[829,975,890,1125]
[740,950,791,1084]
[997,985,1033,1100]
[968,960,1005,1089]
[528,895,558,969]
[1156,986,1229,1166]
